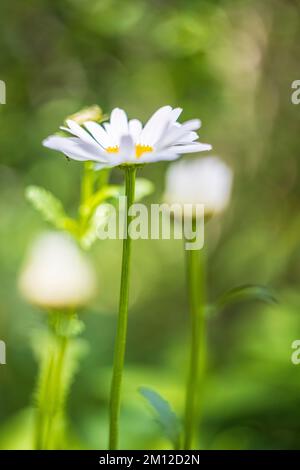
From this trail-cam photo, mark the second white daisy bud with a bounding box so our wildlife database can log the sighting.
[164,157,233,218]
[66,105,103,125]
[19,232,96,310]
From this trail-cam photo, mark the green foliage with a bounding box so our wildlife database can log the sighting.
[32,317,87,449]
[26,176,154,250]
[79,176,154,248]
[1,0,300,451]
[139,387,182,450]
[49,311,85,338]
[209,284,277,317]
[25,185,76,233]
[79,204,114,249]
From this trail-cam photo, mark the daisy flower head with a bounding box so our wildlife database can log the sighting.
[19,232,96,309]
[43,106,212,170]
[164,156,233,218]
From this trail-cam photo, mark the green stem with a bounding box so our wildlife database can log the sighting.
[109,166,136,450]
[81,162,95,204]
[34,311,72,450]
[96,168,110,191]
[34,349,55,450]
[79,162,95,234]
[79,165,112,238]
[43,332,68,449]
[183,240,206,450]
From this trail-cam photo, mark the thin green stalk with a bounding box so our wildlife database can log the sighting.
[81,161,95,204]
[79,165,112,237]
[34,349,55,450]
[96,168,110,191]
[43,332,68,449]
[79,162,95,234]
[34,311,72,450]
[183,240,206,450]
[109,166,136,450]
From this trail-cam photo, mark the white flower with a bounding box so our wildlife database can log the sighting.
[66,105,103,125]
[164,157,233,217]
[43,106,211,169]
[19,232,96,309]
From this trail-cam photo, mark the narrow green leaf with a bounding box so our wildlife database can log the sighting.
[214,284,277,314]
[139,387,182,449]
[79,177,154,248]
[25,185,72,231]
[84,186,120,217]
[79,204,114,249]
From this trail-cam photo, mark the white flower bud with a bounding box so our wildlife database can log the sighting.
[19,232,96,309]
[66,105,103,125]
[164,157,233,217]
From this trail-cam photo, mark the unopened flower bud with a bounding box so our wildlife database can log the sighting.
[164,157,233,218]
[65,105,103,125]
[19,232,96,309]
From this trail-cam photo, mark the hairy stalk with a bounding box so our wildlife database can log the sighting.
[183,239,206,450]
[34,310,77,450]
[109,166,136,450]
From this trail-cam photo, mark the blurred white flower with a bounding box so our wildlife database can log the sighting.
[164,157,233,217]
[66,105,103,125]
[19,232,96,309]
[43,106,211,169]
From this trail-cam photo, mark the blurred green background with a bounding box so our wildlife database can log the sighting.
[0,0,300,450]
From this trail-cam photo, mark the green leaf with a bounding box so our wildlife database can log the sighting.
[25,185,75,232]
[83,178,154,218]
[79,203,114,249]
[49,311,85,338]
[32,325,88,449]
[83,186,120,218]
[213,284,277,315]
[139,387,182,449]
[78,177,154,248]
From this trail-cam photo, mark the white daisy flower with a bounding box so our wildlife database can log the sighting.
[43,106,211,169]
[19,232,96,309]
[164,157,233,217]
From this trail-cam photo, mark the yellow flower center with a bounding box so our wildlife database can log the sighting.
[106,144,153,159]
[135,144,153,158]
[106,146,119,154]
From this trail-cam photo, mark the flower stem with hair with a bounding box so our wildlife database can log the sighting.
[183,241,206,450]
[109,165,137,450]
[34,310,83,450]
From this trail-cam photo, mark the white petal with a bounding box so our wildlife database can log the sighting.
[84,121,112,148]
[110,108,129,139]
[156,119,202,149]
[118,134,135,159]
[129,119,142,142]
[94,161,120,170]
[139,149,179,163]
[140,105,172,146]
[177,131,199,144]
[43,135,108,162]
[170,143,212,153]
[183,119,202,131]
[63,120,98,146]
[103,123,118,146]
[170,107,182,123]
